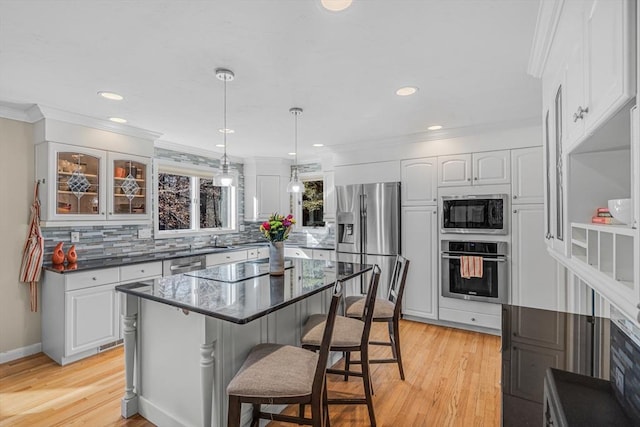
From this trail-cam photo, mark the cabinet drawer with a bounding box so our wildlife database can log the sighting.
[247,248,259,259]
[64,267,120,291]
[285,247,312,259]
[206,250,247,266]
[439,307,501,330]
[313,249,334,261]
[120,262,162,283]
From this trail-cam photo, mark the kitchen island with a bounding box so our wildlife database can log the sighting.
[116,258,371,427]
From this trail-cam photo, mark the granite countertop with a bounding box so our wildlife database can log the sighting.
[116,258,371,324]
[42,241,336,274]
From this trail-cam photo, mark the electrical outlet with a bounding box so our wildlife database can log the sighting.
[138,228,152,239]
[70,232,80,243]
[614,367,624,394]
[239,224,245,232]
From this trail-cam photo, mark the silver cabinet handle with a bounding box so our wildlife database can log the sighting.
[141,269,145,273]
[513,195,518,199]
[573,106,589,122]
[467,178,471,181]
[432,198,437,201]
[474,177,478,180]
[513,210,518,214]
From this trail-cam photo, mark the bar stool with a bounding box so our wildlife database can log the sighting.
[300,265,381,427]
[344,255,410,380]
[226,282,344,427]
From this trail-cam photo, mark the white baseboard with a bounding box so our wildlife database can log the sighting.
[0,342,42,364]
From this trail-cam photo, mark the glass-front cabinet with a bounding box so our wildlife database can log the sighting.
[36,142,151,223]
[107,153,150,220]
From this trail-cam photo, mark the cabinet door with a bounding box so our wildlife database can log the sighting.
[107,153,151,221]
[65,283,118,356]
[401,206,438,320]
[323,171,336,221]
[584,0,635,134]
[564,0,587,149]
[256,175,282,219]
[511,147,544,205]
[401,158,437,205]
[45,143,107,221]
[472,150,510,185]
[512,204,561,311]
[437,154,472,187]
[510,342,565,403]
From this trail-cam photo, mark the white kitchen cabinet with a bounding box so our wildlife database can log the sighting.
[35,142,152,225]
[41,263,162,365]
[511,147,544,205]
[65,283,119,356]
[247,246,270,260]
[512,204,563,311]
[284,247,313,259]
[206,250,248,267]
[438,296,501,331]
[401,206,438,320]
[437,151,510,187]
[323,170,336,221]
[244,158,291,221]
[400,157,437,205]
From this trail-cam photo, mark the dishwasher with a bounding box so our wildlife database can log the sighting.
[162,255,206,276]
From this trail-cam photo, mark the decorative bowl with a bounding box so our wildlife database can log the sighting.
[608,198,632,225]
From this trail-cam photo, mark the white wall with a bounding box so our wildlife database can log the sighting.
[0,118,40,357]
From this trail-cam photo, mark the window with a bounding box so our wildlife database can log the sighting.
[295,174,325,228]
[155,160,236,236]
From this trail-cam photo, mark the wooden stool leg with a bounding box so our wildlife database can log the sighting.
[323,379,331,427]
[392,317,405,380]
[227,395,241,427]
[361,348,376,427]
[344,351,351,381]
[251,403,260,427]
[299,403,306,423]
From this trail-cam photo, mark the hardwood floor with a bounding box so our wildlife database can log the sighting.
[0,320,500,426]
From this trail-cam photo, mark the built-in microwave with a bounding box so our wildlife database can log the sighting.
[441,194,507,234]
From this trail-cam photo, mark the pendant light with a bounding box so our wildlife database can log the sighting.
[214,68,234,187]
[287,107,305,193]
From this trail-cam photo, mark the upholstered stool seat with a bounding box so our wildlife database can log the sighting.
[302,314,363,347]
[345,296,395,319]
[227,343,318,398]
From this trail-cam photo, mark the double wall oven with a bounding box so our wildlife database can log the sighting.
[440,193,509,305]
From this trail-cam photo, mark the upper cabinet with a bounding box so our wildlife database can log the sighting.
[244,158,291,221]
[36,143,152,223]
[401,157,437,205]
[437,151,510,187]
[512,147,544,205]
[323,170,336,221]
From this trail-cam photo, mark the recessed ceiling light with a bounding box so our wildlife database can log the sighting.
[109,117,127,124]
[218,128,235,134]
[215,144,225,148]
[98,91,124,101]
[396,86,418,96]
[288,152,296,156]
[321,0,352,12]
[427,125,443,131]
[313,143,324,147]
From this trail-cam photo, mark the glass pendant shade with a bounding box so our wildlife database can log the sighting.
[214,155,233,187]
[287,168,304,193]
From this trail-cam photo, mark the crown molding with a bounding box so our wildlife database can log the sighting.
[328,116,541,154]
[25,104,163,141]
[527,0,565,78]
[0,101,40,122]
[155,139,244,164]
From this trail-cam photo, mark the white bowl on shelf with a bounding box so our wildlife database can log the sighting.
[607,198,632,225]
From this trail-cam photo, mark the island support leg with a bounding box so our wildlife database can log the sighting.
[121,294,139,418]
[201,340,216,427]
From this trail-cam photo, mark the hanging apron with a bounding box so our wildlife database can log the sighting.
[19,182,44,312]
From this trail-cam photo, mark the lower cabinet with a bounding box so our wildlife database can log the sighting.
[42,262,162,366]
[401,206,438,320]
[206,250,248,267]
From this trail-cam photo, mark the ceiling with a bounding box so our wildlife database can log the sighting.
[0,0,542,161]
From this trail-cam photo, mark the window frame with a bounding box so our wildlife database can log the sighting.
[293,172,326,229]
[154,159,238,238]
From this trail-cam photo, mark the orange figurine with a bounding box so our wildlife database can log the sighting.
[66,262,78,271]
[66,245,78,263]
[52,242,65,265]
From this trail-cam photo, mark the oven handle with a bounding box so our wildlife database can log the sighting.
[441,254,507,262]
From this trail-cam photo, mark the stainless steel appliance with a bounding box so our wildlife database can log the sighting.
[441,240,508,304]
[441,194,507,234]
[336,182,400,296]
[162,255,206,276]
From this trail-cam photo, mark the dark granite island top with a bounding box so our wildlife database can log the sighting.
[116,258,371,324]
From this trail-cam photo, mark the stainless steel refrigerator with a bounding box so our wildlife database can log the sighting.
[336,182,401,297]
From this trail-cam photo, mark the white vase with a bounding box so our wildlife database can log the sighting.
[269,241,285,275]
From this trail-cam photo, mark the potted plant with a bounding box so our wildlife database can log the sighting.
[260,213,296,275]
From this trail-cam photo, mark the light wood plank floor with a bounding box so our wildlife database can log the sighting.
[0,320,500,426]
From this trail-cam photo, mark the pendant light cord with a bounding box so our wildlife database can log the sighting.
[223,76,228,164]
[294,111,298,174]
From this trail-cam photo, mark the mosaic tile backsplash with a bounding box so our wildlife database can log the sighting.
[40,151,333,261]
[610,320,640,423]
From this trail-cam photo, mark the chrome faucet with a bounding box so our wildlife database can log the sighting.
[213,235,219,247]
